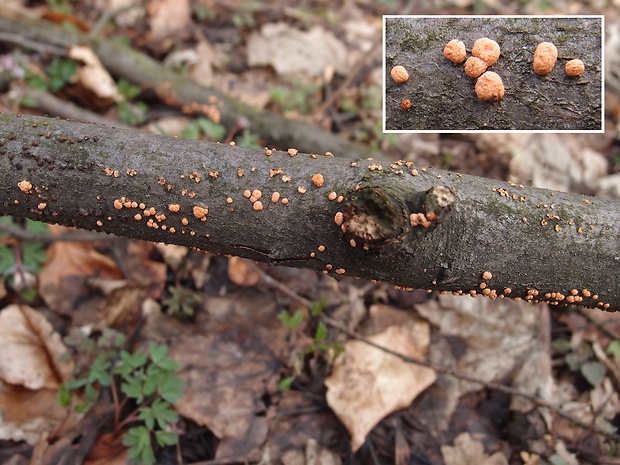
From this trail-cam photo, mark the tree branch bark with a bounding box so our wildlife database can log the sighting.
[1,112,618,310]
[0,10,377,159]
[385,16,602,131]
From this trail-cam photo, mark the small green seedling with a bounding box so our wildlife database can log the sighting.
[59,329,185,465]
[0,217,48,301]
[163,285,202,319]
[277,301,344,391]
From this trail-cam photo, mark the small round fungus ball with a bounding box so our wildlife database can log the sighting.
[390,65,409,83]
[475,71,505,101]
[444,39,466,63]
[565,59,585,77]
[472,38,501,66]
[533,42,558,75]
[464,56,488,78]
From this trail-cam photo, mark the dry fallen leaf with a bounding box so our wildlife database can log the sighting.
[68,45,122,102]
[246,22,349,77]
[280,438,341,465]
[0,305,78,445]
[325,321,436,451]
[147,0,191,39]
[171,334,270,461]
[93,281,147,330]
[0,384,77,445]
[415,294,554,411]
[38,227,124,313]
[0,304,73,390]
[441,433,508,465]
[228,256,260,287]
[154,243,188,271]
[169,293,285,461]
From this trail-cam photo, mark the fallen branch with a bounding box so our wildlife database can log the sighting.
[1,112,618,310]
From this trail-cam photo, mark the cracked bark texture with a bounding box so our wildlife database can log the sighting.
[385,16,602,131]
[0,10,376,159]
[1,113,618,311]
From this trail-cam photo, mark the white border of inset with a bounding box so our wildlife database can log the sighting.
[382,15,605,134]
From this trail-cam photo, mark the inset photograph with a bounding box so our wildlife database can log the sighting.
[384,16,603,132]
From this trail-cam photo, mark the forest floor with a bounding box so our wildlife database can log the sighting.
[1,1,620,464]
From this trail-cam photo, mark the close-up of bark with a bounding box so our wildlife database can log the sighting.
[1,112,618,311]
[385,16,602,131]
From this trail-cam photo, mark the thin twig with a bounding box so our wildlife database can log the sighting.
[89,3,145,38]
[0,222,118,242]
[0,31,67,56]
[17,87,134,129]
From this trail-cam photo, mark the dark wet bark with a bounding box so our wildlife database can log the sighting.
[1,113,618,310]
[385,16,602,131]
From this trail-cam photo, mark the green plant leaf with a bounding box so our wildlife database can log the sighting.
[181,123,201,140]
[57,383,72,407]
[130,351,149,369]
[65,378,89,390]
[21,240,47,274]
[138,406,156,430]
[278,309,304,329]
[0,245,14,275]
[142,372,158,398]
[25,219,50,234]
[155,430,178,447]
[122,375,145,403]
[46,59,77,91]
[156,358,179,371]
[85,383,98,403]
[196,118,226,140]
[75,401,91,413]
[157,372,185,403]
[607,340,620,359]
[124,425,155,465]
[581,361,606,387]
[117,78,141,99]
[139,398,179,430]
[314,321,327,342]
[235,129,261,148]
[24,68,49,91]
[277,376,295,392]
[309,297,328,316]
[149,343,168,365]
[551,338,572,354]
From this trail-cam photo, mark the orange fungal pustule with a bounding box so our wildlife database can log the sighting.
[533,42,558,75]
[443,39,467,63]
[565,59,585,77]
[464,56,488,78]
[390,65,409,83]
[472,38,501,66]
[475,71,505,101]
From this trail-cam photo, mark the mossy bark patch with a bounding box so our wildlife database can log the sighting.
[385,16,602,131]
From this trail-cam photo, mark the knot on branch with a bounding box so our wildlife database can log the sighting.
[410,186,456,228]
[337,187,404,242]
